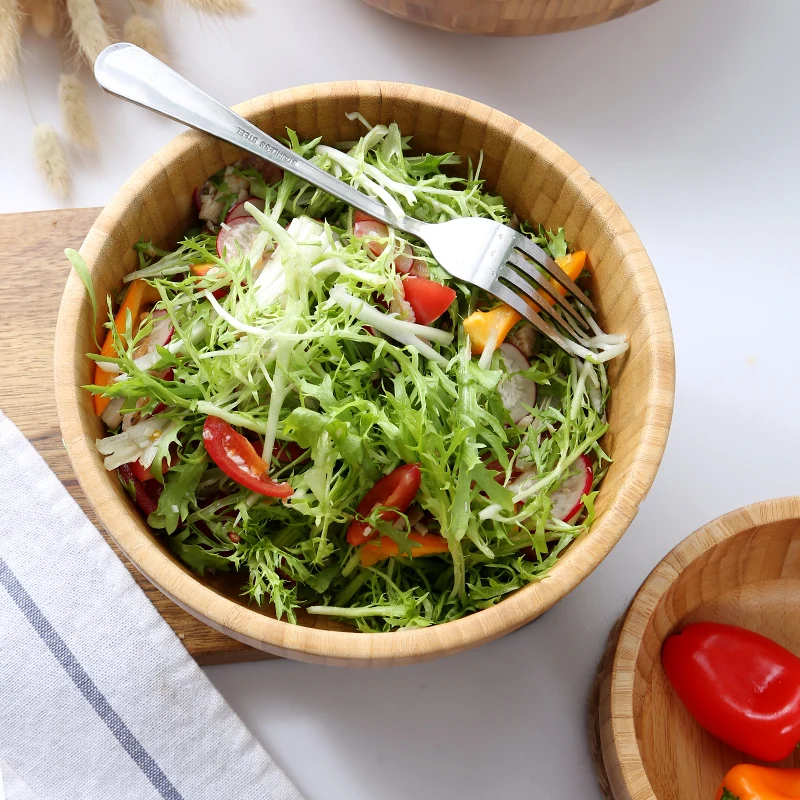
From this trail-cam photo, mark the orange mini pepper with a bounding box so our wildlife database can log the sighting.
[92,279,160,415]
[716,765,800,799]
[462,250,587,354]
[359,532,450,567]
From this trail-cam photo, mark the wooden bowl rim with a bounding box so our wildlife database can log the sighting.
[602,496,800,798]
[359,0,663,36]
[55,80,674,664]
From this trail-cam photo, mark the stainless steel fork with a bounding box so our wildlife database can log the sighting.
[94,43,597,356]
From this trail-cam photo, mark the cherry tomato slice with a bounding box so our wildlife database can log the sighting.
[202,416,293,499]
[346,463,422,546]
[401,276,457,325]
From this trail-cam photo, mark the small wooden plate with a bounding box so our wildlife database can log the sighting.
[596,497,800,799]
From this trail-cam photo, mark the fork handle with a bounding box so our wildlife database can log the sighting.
[94,44,424,237]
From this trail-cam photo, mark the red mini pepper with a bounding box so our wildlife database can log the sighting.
[662,622,800,762]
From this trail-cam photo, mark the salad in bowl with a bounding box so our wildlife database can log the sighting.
[78,115,627,632]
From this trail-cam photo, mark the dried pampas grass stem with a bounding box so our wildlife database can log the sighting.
[178,0,248,15]
[33,123,71,199]
[59,73,97,149]
[26,0,57,36]
[65,0,112,63]
[0,0,22,80]
[123,13,168,62]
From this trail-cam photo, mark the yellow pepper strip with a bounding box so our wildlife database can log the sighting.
[716,765,800,799]
[463,304,522,355]
[92,279,160,415]
[462,250,587,354]
[359,532,450,568]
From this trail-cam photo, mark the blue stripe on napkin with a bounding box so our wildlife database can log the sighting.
[0,557,184,800]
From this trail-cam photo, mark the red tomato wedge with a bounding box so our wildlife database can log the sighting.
[202,416,293,499]
[401,276,456,325]
[353,211,427,276]
[346,463,422,546]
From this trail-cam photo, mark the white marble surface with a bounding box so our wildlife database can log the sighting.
[5,0,800,797]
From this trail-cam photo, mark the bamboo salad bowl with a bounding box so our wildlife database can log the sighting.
[598,498,800,799]
[360,0,662,37]
[55,81,674,665]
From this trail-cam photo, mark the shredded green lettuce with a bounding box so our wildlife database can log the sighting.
[83,118,623,631]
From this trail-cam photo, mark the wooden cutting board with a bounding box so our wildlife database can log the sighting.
[0,208,276,665]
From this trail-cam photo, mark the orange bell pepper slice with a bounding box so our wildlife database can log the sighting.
[716,764,800,799]
[92,279,160,415]
[359,531,450,567]
[462,250,587,354]
[191,263,220,277]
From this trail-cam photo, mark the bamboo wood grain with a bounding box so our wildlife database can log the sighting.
[0,208,274,665]
[360,0,661,36]
[55,80,674,666]
[598,497,800,800]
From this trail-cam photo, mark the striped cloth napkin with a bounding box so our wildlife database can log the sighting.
[0,412,302,800]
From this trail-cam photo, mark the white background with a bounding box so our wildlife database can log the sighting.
[4,0,800,797]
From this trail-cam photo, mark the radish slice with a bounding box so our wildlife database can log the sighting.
[354,210,389,241]
[550,454,593,522]
[498,343,537,424]
[353,211,427,276]
[225,196,266,224]
[394,244,427,276]
[101,396,124,429]
[217,217,262,261]
[132,310,174,372]
[149,310,173,348]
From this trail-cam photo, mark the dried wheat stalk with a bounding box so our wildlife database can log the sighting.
[33,123,71,198]
[25,0,57,37]
[123,13,168,62]
[65,0,112,63]
[2,0,245,198]
[0,0,23,80]
[59,73,97,149]
[178,0,248,16]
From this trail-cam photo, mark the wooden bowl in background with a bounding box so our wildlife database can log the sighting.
[598,497,800,799]
[360,0,662,36]
[55,81,674,665]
